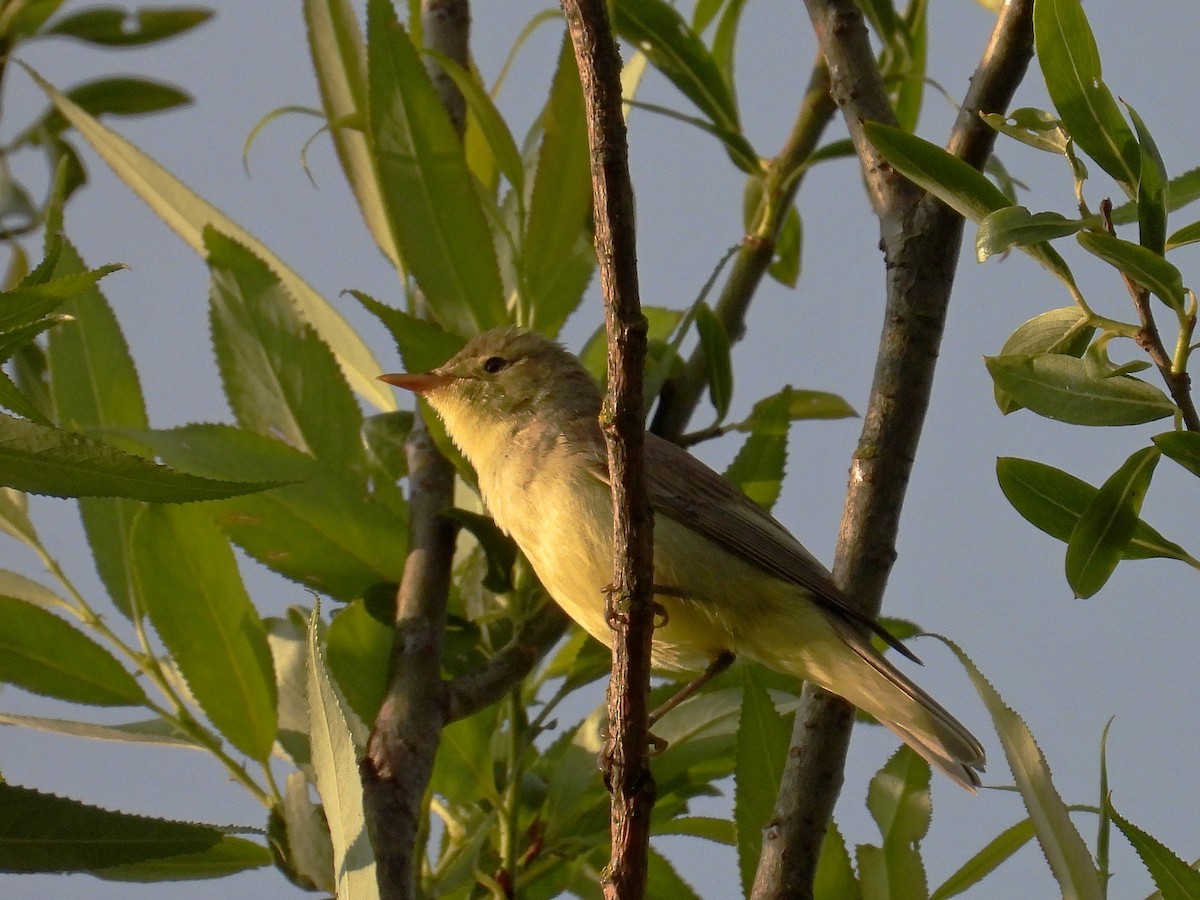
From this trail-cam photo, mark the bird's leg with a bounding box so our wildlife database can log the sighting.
[648,651,735,728]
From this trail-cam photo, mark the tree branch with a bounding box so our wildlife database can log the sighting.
[561,1,655,897]
[752,2,1036,897]
[360,4,469,898]
[652,56,837,441]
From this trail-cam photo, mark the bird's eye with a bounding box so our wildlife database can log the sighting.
[482,356,508,374]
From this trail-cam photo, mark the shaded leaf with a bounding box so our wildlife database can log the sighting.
[0,711,198,747]
[985,354,1174,426]
[1065,446,1159,598]
[993,307,1094,413]
[365,0,506,335]
[1154,431,1200,478]
[92,833,271,882]
[325,599,392,724]
[0,596,146,705]
[442,507,516,594]
[45,6,212,46]
[996,457,1192,563]
[694,303,733,421]
[1076,231,1185,310]
[131,504,277,760]
[1125,102,1168,255]
[26,77,191,143]
[814,821,859,899]
[353,292,465,374]
[724,387,791,511]
[0,413,286,501]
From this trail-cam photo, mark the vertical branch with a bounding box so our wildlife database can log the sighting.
[359,3,469,898]
[752,2,1035,898]
[560,2,655,898]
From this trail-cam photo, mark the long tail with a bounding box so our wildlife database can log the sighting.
[750,612,985,791]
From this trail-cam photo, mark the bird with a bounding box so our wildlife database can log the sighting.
[379,326,985,790]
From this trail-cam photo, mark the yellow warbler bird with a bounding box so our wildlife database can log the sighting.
[380,327,984,790]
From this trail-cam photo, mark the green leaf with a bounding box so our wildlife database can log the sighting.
[710,0,749,104]
[365,0,506,335]
[353,293,465,374]
[0,712,198,748]
[867,746,931,846]
[45,6,212,45]
[134,424,408,600]
[613,0,741,136]
[865,121,1078,289]
[304,0,400,268]
[930,819,1036,899]
[0,596,146,705]
[976,207,1088,261]
[694,303,733,421]
[306,603,378,897]
[1034,0,1138,190]
[768,202,802,287]
[982,107,1071,155]
[1166,219,1200,250]
[655,815,735,845]
[984,354,1174,426]
[724,387,791,511]
[1076,231,1185,310]
[274,771,336,893]
[814,822,859,899]
[25,77,191,143]
[0,568,71,612]
[442,507,517,594]
[0,413,286,501]
[993,307,1094,413]
[131,504,277,760]
[938,637,1104,900]
[996,457,1192,563]
[326,599,392,724]
[1065,446,1159,598]
[430,700,501,805]
[0,784,242,874]
[734,388,856,426]
[1125,103,1168,255]
[646,846,704,900]
[734,667,792,897]
[206,229,364,468]
[45,235,147,617]
[92,833,271,882]
[30,68,395,411]
[523,36,595,336]
[1107,803,1200,900]
[1154,431,1200,478]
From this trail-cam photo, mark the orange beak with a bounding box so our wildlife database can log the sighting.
[377,372,457,394]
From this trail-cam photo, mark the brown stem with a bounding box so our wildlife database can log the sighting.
[561,1,656,898]
[652,57,837,441]
[751,2,1036,898]
[360,4,469,898]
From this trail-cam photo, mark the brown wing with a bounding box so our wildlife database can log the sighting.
[643,433,919,663]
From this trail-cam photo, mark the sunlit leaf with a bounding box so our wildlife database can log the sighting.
[1107,802,1200,899]
[976,207,1088,261]
[1076,231,1185,310]
[724,387,790,511]
[45,6,212,45]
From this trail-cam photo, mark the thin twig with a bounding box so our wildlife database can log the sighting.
[751,2,1036,898]
[560,1,656,898]
[359,4,469,898]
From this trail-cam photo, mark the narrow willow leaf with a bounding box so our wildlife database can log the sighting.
[733,388,856,426]
[1076,231,1185,310]
[1066,446,1160,598]
[1154,431,1200,478]
[306,603,378,897]
[724,387,791,511]
[353,292,464,374]
[206,229,364,468]
[814,822,859,897]
[45,7,212,45]
[1166,219,1200,250]
[0,712,198,747]
[976,207,1088,261]
[1125,103,1168,255]
[30,69,395,411]
[646,847,703,900]
[985,354,1174,426]
[938,637,1103,900]
[0,569,71,612]
[0,783,228,873]
[996,457,1191,563]
[0,413,285,501]
[1034,0,1138,190]
[325,599,392,724]
[430,701,501,805]
[734,667,792,897]
[45,235,148,617]
[655,815,736,845]
[0,597,146,705]
[867,746,932,846]
[981,107,1071,155]
[1106,803,1200,899]
[613,0,740,135]
[993,307,1094,413]
[92,833,271,882]
[711,0,749,104]
[365,0,506,336]
[0,487,38,548]
[866,122,1078,289]
[767,202,802,287]
[278,771,336,892]
[442,507,516,594]
[304,0,400,268]
[930,819,1037,899]
[133,424,408,600]
[266,611,313,769]
[694,303,733,421]
[523,36,595,336]
[131,504,277,760]
[28,77,191,142]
